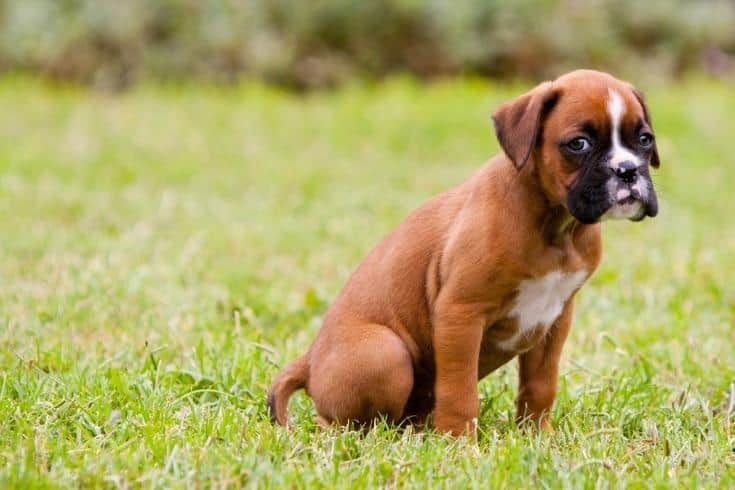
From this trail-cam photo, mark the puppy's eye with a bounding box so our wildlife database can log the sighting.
[566,137,591,153]
[639,133,654,148]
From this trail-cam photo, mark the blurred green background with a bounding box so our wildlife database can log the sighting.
[1,0,734,90]
[1,2,735,487]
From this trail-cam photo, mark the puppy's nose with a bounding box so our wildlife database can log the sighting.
[615,161,638,184]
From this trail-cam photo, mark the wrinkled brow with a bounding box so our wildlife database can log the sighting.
[565,120,600,137]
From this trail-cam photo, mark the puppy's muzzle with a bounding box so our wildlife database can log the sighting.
[614,161,638,184]
[612,161,658,221]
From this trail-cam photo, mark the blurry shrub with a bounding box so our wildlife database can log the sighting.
[0,0,733,89]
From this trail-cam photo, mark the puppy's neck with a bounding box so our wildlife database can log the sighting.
[540,205,578,244]
[513,160,580,244]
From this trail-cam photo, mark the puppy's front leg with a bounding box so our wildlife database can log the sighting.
[516,300,574,430]
[432,303,484,437]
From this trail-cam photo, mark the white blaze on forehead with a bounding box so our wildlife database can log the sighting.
[607,89,641,170]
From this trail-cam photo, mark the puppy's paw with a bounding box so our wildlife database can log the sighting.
[435,414,478,439]
[539,417,555,435]
[517,414,555,435]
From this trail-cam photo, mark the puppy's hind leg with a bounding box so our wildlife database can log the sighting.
[309,324,414,427]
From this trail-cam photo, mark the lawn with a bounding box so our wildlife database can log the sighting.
[0,75,733,488]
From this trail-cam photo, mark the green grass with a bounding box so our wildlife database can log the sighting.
[0,75,733,488]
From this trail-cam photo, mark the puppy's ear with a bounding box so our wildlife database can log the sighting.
[631,88,660,168]
[492,81,560,170]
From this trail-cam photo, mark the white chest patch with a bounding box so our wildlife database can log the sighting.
[497,270,588,352]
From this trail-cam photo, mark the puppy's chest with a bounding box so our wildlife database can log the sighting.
[493,269,588,352]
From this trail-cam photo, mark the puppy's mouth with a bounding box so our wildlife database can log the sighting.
[603,196,644,221]
[567,174,658,224]
[617,195,637,206]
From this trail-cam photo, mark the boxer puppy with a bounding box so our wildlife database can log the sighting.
[268,70,660,436]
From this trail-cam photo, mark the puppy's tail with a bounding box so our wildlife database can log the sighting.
[267,354,309,427]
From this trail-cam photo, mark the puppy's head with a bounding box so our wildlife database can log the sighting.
[492,70,660,224]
